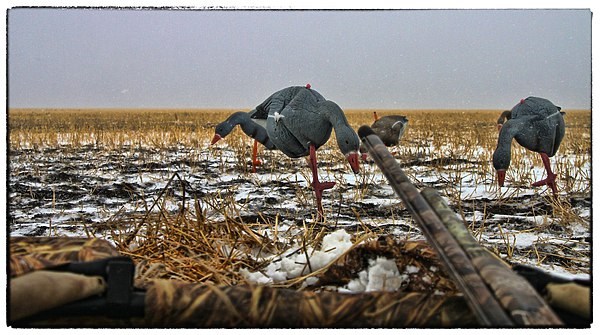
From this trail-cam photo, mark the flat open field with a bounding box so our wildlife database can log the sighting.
[7,108,591,288]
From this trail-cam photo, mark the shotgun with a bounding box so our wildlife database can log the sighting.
[358,125,563,326]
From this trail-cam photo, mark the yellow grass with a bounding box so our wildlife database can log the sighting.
[9,107,590,146]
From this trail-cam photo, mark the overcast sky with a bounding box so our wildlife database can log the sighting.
[7,8,592,110]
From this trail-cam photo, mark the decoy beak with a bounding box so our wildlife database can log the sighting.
[346,152,360,174]
[497,170,506,187]
[210,134,222,145]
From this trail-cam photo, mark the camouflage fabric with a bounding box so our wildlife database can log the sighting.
[10,270,106,321]
[546,282,590,320]
[144,280,476,327]
[8,227,572,326]
[9,237,119,277]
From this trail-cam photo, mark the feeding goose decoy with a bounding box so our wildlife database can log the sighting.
[212,84,360,219]
[493,97,565,195]
[371,112,409,147]
[360,111,409,160]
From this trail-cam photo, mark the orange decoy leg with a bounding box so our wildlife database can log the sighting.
[251,140,262,173]
[531,153,558,195]
[309,144,335,220]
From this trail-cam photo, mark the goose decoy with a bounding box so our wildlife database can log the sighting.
[371,112,409,147]
[213,84,360,219]
[493,97,565,195]
[211,110,276,172]
[360,111,409,159]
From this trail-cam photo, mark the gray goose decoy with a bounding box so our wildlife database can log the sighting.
[212,84,360,219]
[493,97,565,195]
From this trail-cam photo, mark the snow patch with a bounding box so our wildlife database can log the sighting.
[241,229,355,285]
[345,257,407,292]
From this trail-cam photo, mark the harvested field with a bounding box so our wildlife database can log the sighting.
[7,108,591,290]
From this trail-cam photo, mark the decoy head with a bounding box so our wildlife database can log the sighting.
[493,146,510,187]
[210,133,222,145]
[211,121,236,145]
[336,126,361,174]
[211,111,252,145]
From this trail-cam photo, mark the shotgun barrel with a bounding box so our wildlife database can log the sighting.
[421,187,563,325]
